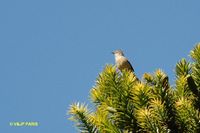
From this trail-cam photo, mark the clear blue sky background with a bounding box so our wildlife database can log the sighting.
[0,0,200,133]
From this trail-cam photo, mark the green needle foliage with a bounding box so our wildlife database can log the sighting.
[68,43,200,133]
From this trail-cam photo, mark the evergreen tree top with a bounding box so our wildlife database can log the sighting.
[68,43,200,133]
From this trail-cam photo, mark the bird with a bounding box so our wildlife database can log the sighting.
[112,50,134,72]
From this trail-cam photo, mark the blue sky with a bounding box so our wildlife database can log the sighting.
[0,0,200,133]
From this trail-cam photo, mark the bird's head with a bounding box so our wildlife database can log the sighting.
[112,50,124,57]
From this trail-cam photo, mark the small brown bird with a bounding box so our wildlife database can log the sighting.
[112,50,134,72]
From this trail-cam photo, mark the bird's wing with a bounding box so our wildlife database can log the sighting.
[126,60,134,72]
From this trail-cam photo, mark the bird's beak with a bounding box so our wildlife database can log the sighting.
[112,51,115,54]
